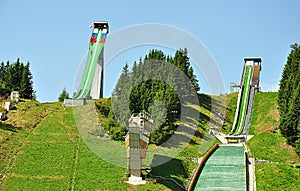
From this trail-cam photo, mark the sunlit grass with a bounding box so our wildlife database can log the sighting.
[247,92,300,191]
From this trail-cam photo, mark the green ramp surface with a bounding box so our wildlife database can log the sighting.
[234,66,253,135]
[74,29,104,99]
[194,146,246,191]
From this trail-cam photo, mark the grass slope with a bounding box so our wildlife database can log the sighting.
[248,92,280,134]
[247,92,300,191]
[0,93,225,190]
[2,92,297,190]
[0,101,173,190]
[221,92,238,134]
[2,97,221,191]
[0,100,61,184]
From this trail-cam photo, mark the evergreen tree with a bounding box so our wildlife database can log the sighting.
[12,58,22,91]
[187,67,200,92]
[278,43,300,155]
[58,87,69,102]
[20,62,34,99]
[0,62,5,84]
[0,62,8,95]
[112,63,132,127]
[112,48,199,144]
[0,59,34,99]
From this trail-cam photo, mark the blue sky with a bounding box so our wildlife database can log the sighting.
[1,0,299,102]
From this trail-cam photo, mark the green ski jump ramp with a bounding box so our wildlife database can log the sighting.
[189,58,262,191]
[233,65,253,135]
[231,58,261,135]
[73,21,109,99]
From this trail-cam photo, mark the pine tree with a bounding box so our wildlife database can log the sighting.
[112,48,200,144]
[112,63,132,127]
[0,59,34,99]
[0,62,8,95]
[278,43,300,155]
[20,62,34,99]
[187,67,200,92]
[0,62,5,84]
[58,87,69,102]
[12,58,22,91]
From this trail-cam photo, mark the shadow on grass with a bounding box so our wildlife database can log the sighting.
[150,154,188,191]
[0,122,19,132]
[198,93,227,112]
[198,93,212,112]
[199,93,230,129]
[160,96,225,149]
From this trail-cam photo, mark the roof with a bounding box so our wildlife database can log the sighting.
[91,21,109,33]
[244,58,262,63]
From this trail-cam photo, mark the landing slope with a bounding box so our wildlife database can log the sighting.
[195,146,246,191]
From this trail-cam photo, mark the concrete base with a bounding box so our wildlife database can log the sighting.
[209,129,227,144]
[63,99,86,106]
[127,176,146,185]
[248,157,256,191]
[245,135,254,142]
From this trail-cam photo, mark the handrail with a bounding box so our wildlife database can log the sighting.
[187,144,219,191]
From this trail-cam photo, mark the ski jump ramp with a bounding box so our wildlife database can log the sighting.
[74,21,108,100]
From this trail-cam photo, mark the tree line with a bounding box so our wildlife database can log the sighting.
[278,43,300,155]
[111,48,200,144]
[0,58,35,99]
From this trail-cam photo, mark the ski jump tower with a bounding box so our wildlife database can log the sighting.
[74,21,109,99]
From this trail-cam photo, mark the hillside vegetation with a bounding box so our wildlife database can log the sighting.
[0,100,61,176]
[0,94,224,191]
[247,92,300,191]
[1,92,299,190]
[112,49,200,145]
[278,43,300,155]
[0,59,34,99]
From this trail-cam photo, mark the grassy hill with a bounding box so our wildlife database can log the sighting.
[0,92,299,190]
[0,100,169,190]
[0,95,225,191]
[0,100,62,179]
[246,92,300,191]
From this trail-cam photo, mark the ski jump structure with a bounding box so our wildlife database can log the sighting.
[64,21,109,106]
[188,58,262,191]
[226,58,262,143]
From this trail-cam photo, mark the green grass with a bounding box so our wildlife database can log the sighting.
[2,92,297,190]
[0,100,61,184]
[2,100,211,190]
[1,106,78,190]
[220,92,238,134]
[249,92,280,134]
[5,100,61,129]
[247,132,300,164]
[255,163,300,191]
[246,92,300,191]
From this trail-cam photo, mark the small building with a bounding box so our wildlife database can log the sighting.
[10,91,20,103]
[2,102,13,111]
